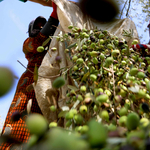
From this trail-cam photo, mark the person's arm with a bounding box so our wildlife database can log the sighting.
[40,2,59,36]
[28,0,52,7]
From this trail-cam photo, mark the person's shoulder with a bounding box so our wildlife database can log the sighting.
[23,37,33,46]
[34,32,48,41]
[23,37,35,52]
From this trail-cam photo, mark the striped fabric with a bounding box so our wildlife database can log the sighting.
[0,32,48,150]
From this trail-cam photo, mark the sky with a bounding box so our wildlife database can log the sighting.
[0,0,79,131]
[0,0,55,130]
[0,0,149,130]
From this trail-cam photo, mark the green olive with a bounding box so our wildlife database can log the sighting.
[105,57,114,66]
[129,68,138,76]
[26,114,48,136]
[90,51,99,57]
[79,105,88,115]
[52,77,65,89]
[76,58,84,64]
[37,46,44,52]
[96,94,108,103]
[137,72,145,79]
[0,67,14,97]
[80,85,86,92]
[100,110,109,122]
[126,112,140,130]
[49,122,57,128]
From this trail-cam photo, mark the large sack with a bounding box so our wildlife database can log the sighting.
[33,0,139,124]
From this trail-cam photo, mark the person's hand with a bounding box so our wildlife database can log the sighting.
[28,0,52,7]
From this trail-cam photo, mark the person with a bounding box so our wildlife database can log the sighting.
[131,21,150,55]
[0,1,59,149]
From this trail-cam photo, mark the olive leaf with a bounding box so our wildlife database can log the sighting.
[107,138,126,145]
[71,100,80,109]
[58,105,70,118]
[122,29,133,38]
[76,39,81,50]
[73,79,79,89]
[33,63,38,85]
[128,84,140,93]
[67,42,77,49]
[42,37,51,47]
[67,85,78,91]
[64,41,68,48]
[58,110,68,118]
[81,72,90,82]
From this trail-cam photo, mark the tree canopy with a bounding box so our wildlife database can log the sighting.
[117,0,150,43]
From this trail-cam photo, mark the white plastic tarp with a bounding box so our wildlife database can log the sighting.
[33,0,139,123]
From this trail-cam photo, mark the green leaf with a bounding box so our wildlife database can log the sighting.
[67,42,76,49]
[59,67,67,72]
[127,47,129,58]
[33,64,38,85]
[81,72,90,82]
[107,138,126,145]
[64,41,68,48]
[84,67,88,74]
[128,84,139,93]
[58,110,68,118]
[65,72,68,80]
[77,39,81,50]
[42,37,51,47]
[67,85,78,91]
[73,79,79,89]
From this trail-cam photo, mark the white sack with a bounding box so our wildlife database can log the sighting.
[34,0,139,123]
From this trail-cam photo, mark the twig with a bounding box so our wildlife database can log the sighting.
[103,67,115,73]
[46,96,51,105]
[111,64,117,124]
[62,65,73,76]
[120,0,128,19]
[52,95,57,108]
[48,50,52,58]
[17,60,60,79]
[126,0,132,17]
[17,60,73,80]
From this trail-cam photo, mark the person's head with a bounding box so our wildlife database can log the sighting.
[28,16,47,37]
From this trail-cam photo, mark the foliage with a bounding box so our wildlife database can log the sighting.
[1,25,150,150]
[116,0,150,43]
